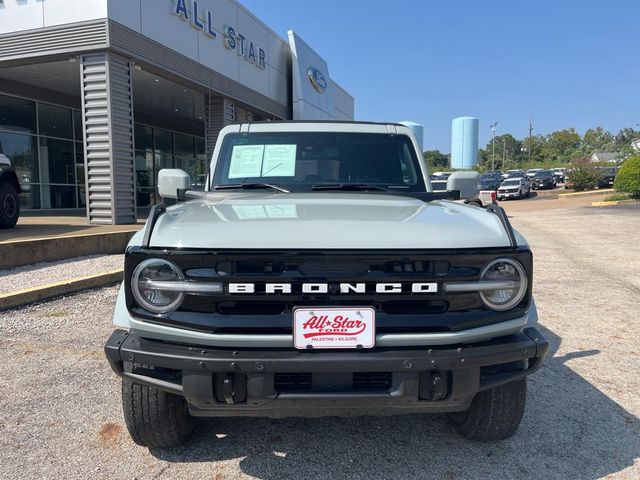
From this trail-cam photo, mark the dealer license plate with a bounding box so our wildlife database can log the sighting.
[293,307,375,350]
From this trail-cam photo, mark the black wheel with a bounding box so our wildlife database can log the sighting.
[0,182,19,229]
[122,378,195,448]
[447,378,527,441]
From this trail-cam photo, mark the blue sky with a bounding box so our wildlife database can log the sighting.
[242,0,639,152]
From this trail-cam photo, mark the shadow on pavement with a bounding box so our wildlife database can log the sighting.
[151,325,640,480]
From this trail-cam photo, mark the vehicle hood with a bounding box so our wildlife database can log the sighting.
[144,192,515,249]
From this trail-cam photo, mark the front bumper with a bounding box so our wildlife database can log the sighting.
[105,327,549,417]
[497,191,520,199]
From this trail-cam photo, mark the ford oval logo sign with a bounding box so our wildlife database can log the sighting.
[307,66,327,93]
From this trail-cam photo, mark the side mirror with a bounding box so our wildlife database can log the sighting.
[158,169,191,199]
[447,171,480,199]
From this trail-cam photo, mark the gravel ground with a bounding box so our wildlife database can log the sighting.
[0,203,639,480]
[0,255,123,293]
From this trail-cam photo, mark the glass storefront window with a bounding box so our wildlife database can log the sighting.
[38,103,73,139]
[174,133,194,158]
[42,184,77,209]
[195,137,206,159]
[19,184,41,210]
[75,142,85,186]
[135,151,155,207]
[0,94,36,134]
[39,137,75,185]
[0,131,38,187]
[134,124,153,152]
[154,128,173,156]
[73,110,83,141]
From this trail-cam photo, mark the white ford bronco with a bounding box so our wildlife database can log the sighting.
[105,121,549,447]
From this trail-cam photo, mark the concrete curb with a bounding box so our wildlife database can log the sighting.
[0,269,123,311]
[558,189,613,199]
[0,230,137,270]
[592,199,638,207]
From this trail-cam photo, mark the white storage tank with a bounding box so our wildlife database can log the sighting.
[451,117,479,169]
[400,121,424,153]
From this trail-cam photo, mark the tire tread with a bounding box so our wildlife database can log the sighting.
[447,378,527,441]
[122,378,194,448]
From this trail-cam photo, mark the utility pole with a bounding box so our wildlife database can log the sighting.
[528,117,533,170]
[490,122,497,171]
[502,138,506,171]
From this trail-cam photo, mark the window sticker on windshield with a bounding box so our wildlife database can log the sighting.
[229,144,265,178]
[261,144,297,177]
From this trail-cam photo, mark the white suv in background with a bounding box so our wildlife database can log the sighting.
[497,177,530,200]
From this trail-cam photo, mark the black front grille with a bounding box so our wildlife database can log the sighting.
[125,248,532,335]
[274,372,392,393]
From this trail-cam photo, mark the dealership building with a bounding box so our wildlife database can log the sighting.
[0,0,354,224]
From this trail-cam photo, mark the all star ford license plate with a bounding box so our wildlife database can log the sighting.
[293,307,375,349]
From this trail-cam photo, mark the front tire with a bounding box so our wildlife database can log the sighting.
[447,378,527,441]
[0,182,20,229]
[122,378,195,448]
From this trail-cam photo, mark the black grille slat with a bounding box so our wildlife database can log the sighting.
[352,372,392,391]
[274,373,312,392]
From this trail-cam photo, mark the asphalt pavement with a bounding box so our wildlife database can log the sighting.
[1,201,639,479]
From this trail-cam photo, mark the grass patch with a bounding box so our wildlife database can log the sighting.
[604,192,632,202]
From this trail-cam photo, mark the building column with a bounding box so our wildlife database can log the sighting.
[80,52,136,224]
[205,96,235,161]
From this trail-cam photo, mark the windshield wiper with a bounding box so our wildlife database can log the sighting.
[311,183,391,192]
[214,183,290,193]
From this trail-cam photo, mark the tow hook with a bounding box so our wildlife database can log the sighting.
[223,374,235,404]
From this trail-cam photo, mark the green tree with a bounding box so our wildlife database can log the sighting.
[540,128,581,163]
[423,150,450,169]
[568,157,600,191]
[581,127,614,154]
[612,128,640,158]
[614,156,640,198]
[482,134,522,171]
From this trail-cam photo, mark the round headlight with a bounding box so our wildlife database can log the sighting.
[479,259,528,311]
[131,258,184,314]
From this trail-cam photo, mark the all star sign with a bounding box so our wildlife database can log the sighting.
[172,0,266,70]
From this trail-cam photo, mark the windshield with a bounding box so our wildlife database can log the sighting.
[534,171,552,178]
[212,132,426,192]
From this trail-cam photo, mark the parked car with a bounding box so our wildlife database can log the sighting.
[479,172,502,190]
[430,171,453,181]
[497,177,530,200]
[476,189,497,206]
[526,168,543,178]
[505,169,526,179]
[531,170,557,190]
[596,166,619,188]
[550,167,566,183]
[505,170,531,189]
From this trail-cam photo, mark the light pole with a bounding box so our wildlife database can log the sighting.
[521,145,527,170]
[490,122,497,171]
[528,117,533,170]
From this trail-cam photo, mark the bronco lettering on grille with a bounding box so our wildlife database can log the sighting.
[227,282,438,294]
